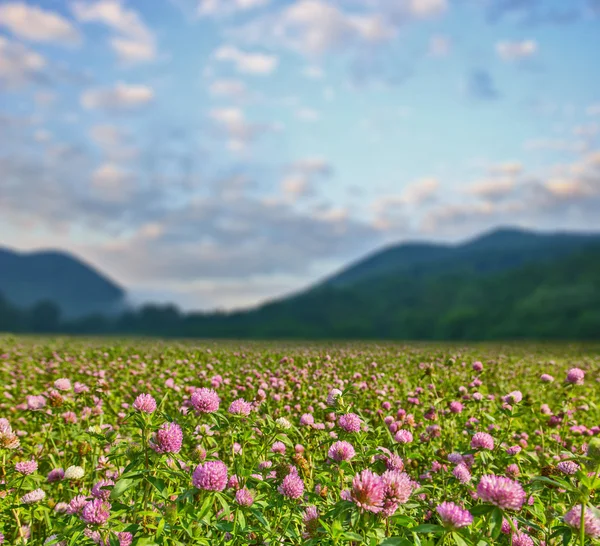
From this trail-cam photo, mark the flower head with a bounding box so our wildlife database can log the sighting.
[394,429,413,444]
[471,432,495,450]
[54,378,72,391]
[16,459,38,475]
[453,463,472,484]
[338,413,362,433]
[278,470,305,499]
[64,465,85,480]
[476,475,526,511]
[228,398,252,416]
[347,469,385,513]
[133,394,156,413]
[47,468,64,482]
[566,368,585,385]
[328,441,356,462]
[91,479,114,500]
[150,422,183,454]
[21,488,45,504]
[81,499,111,525]
[190,388,220,413]
[192,460,228,491]
[235,487,254,507]
[436,502,473,530]
[564,505,600,538]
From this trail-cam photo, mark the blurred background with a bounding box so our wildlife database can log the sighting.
[1,0,599,339]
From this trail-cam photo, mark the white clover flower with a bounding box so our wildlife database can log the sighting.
[276,417,292,429]
[64,466,85,480]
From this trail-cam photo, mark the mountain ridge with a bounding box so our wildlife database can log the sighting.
[0,246,126,319]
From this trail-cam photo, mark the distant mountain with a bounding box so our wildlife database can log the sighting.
[322,227,600,288]
[216,230,600,340]
[0,247,126,318]
[2,227,600,340]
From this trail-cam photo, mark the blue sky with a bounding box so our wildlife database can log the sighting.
[1,0,599,310]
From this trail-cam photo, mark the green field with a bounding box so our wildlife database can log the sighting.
[1,337,599,545]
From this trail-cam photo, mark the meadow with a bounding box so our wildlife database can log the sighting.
[0,337,599,545]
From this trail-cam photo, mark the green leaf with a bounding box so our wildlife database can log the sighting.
[451,532,470,546]
[341,532,364,541]
[379,538,413,546]
[411,524,445,534]
[196,494,213,521]
[489,508,503,539]
[147,476,167,497]
[110,477,137,500]
[470,504,494,516]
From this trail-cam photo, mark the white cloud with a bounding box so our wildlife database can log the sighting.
[467,178,516,200]
[209,107,277,150]
[72,0,156,63]
[0,36,46,89]
[110,37,155,63]
[209,78,248,98]
[401,177,439,205]
[587,103,600,116]
[274,0,396,55]
[91,162,136,202]
[198,0,270,17]
[281,157,332,198]
[496,39,538,61]
[408,0,448,18]
[296,107,320,122]
[488,162,523,176]
[303,65,324,79]
[81,82,154,111]
[0,2,81,45]
[214,45,278,74]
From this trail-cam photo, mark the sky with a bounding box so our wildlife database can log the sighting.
[1,0,600,311]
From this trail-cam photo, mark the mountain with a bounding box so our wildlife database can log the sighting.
[0,247,126,318]
[322,227,600,288]
[2,227,600,340]
[215,232,600,340]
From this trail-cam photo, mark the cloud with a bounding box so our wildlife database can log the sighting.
[89,123,138,161]
[496,39,538,61]
[370,178,439,231]
[465,69,499,100]
[587,103,600,116]
[401,177,440,205]
[209,78,248,98]
[466,178,516,200]
[281,157,332,198]
[295,107,320,122]
[209,107,278,150]
[72,0,156,63]
[197,0,270,17]
[234,0,395,56]
[214,45,278,74]
[422,147,600,234]
[303,65,324,79]
[0,2,81,45]
[0,36,46,89]
[92,197,381,284]
[91,162,136,202]
[280,0,395,55]
[81,82,154,111]
[487,162,523,176]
